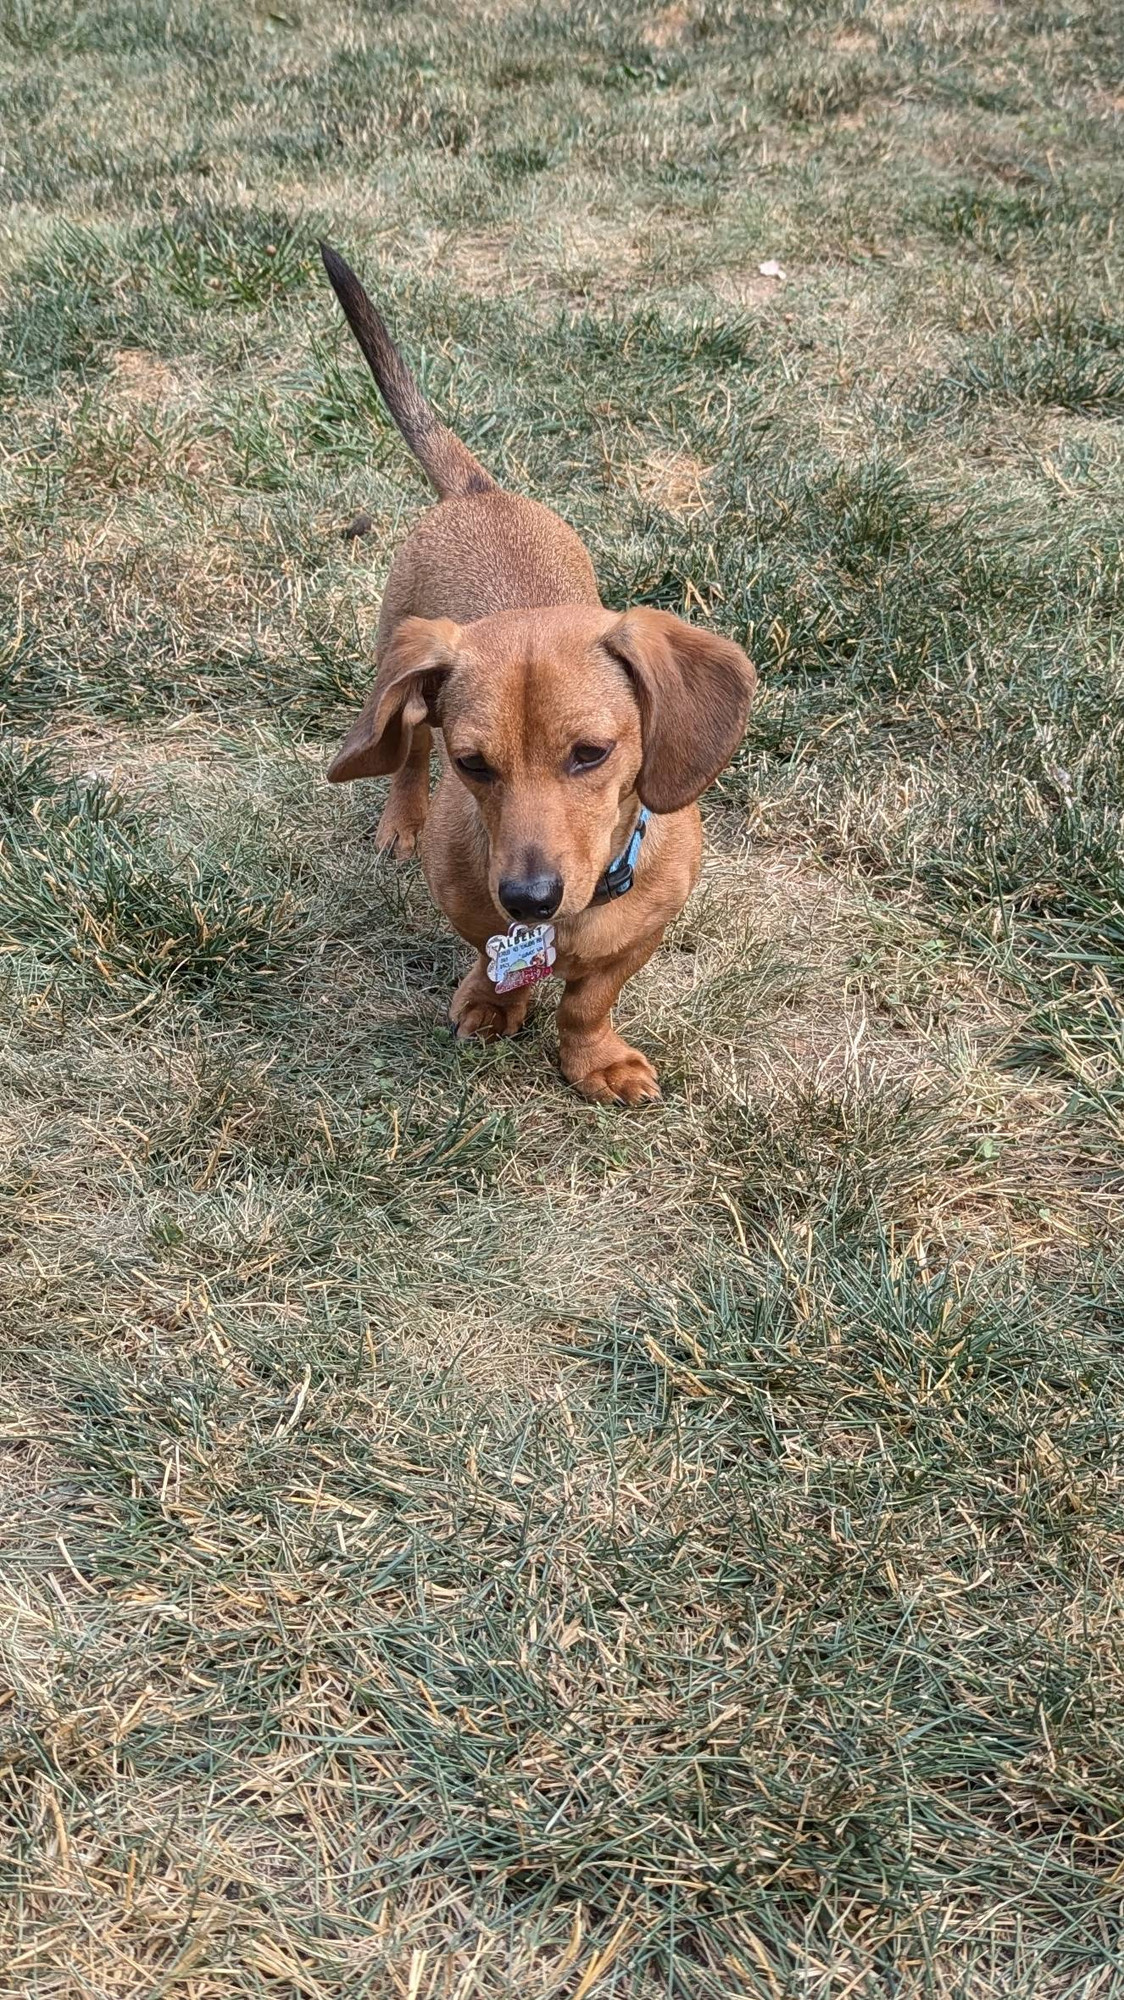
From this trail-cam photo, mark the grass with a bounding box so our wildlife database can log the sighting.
[1,0,1123,1993]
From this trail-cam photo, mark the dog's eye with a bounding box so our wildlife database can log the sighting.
[569,743,612,773]
[455,753,496,782]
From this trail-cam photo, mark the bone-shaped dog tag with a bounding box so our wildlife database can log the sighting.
[485,923,557,996]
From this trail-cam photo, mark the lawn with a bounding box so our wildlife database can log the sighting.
[1,1,1123,1994]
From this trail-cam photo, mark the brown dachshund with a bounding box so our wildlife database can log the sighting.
[321,244,756,1105]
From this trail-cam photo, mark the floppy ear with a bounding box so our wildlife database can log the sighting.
[327,617,461,782]
[604,609,756,813]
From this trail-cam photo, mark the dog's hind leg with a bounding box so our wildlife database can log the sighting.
[374,723,431,859]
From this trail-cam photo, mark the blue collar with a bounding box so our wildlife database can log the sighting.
[590,806,651,905]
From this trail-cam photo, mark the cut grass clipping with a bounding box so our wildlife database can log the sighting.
[1,0,1123,1995]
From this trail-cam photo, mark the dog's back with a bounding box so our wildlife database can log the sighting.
[375,491,600,636]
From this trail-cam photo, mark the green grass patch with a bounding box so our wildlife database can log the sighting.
[0,742,301,1005]
[0,205,321,393]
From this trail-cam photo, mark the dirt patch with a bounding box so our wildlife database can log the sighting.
[714,269,788,311]
[422,227,521,298]
[110,349,182,405]
[832,26,878,53]
[635,447,713,516]
[643,4,693,49]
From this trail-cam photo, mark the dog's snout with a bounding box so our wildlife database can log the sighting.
[498,872,563,921]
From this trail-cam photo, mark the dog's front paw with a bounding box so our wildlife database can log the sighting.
[451,997,514,1040]
[449,968,535,1042]
[571,1045,661,1106]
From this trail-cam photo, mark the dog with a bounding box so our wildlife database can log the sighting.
[321,244,756,1105]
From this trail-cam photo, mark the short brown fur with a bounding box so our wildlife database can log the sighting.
[322,245,756,1103]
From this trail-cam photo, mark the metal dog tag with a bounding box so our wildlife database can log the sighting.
[485,923,557,996]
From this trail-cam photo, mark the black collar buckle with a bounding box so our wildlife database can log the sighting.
[597,852,637,900]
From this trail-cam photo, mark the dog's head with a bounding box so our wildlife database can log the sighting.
[328,605,755,919]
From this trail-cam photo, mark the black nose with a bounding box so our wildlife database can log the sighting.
[498,873,563,921]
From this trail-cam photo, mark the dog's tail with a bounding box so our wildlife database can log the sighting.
[320,242,496,501]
